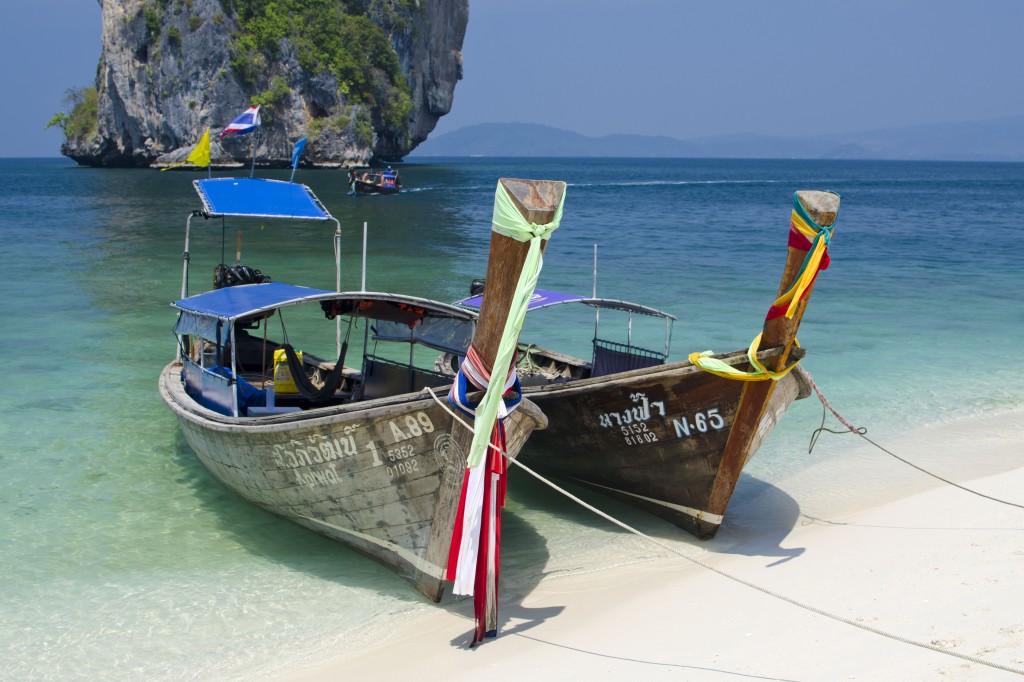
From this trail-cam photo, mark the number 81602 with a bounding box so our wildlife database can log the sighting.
[620,422,658,445]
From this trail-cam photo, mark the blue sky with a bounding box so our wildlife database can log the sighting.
[3,0,1023,156]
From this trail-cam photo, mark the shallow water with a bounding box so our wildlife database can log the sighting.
[1,156,1022,680]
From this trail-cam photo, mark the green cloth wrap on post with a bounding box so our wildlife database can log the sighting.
[467,182,565,468]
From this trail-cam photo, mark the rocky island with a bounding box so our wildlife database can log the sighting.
[56,0,467,168]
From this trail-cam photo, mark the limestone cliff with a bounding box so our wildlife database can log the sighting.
[65,0,467,167]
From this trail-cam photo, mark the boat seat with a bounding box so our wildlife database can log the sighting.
[244,383,300,416]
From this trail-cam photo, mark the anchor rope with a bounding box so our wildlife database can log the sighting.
[802,369,1024,511]
[425,387,1024,676]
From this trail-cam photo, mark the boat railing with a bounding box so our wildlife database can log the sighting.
[591,338,667,377]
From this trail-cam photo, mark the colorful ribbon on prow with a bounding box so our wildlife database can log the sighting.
[447,180,565,644]
[765,191,836,321]
[689,191,838,382]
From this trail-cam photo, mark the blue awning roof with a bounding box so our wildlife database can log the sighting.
[193,178,332,220]
[458,288,586,312]
[173,282,334,320]
[457,288,676,319]
[172,283,477,350]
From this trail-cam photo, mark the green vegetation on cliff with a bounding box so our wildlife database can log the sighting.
[46,87,99,144]
[223,0,414,127]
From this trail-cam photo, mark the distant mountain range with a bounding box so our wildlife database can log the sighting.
[410,116,1024,161]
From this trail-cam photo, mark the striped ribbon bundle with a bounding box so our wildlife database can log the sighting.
[446,347,522,642]
[765,192,836,321]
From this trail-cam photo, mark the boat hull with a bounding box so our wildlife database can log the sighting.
[519,349,810,538]
[159,362,546,601]
[351,180,400,195]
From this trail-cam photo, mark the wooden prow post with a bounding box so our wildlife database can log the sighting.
[472,178,564,371]
[703,190,839,531]
[761,190,840,369]
[418,178,565,600]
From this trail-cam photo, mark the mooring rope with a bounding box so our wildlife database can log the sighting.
[802,369,1024,511]
[425,387,1024,676]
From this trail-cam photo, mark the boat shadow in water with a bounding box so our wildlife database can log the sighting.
[169,430,555,608]
[706,475,807,567]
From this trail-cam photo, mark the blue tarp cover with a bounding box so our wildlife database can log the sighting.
[173,283,477,344]
[174,282,333,321]
[458,288,676,319]
[373,317,475,354]
[458,288,585,312]
[173,283,331,344]
[194,178,331,220]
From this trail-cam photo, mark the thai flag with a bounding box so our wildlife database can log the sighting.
[220,105,260,138]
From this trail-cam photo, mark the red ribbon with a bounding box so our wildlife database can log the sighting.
[445,349,513,644]
[765,223,831,321]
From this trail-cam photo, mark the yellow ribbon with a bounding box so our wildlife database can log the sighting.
[771,209,831,319]
[688,333,801,382]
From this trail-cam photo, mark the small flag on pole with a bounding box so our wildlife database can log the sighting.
[187,129,211,167]
[220,105,261,138]
[291,138,308,169]
[289,137,308,182]
[160,129,211,171]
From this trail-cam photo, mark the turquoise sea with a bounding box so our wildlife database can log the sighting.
[2,156,1022,680]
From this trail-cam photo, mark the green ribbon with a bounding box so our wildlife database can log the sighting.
[467,181,565,467]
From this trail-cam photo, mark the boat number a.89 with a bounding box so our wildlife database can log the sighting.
[404,413,434,436]
[387,413,436,442]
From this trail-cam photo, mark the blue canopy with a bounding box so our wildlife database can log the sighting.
[193,178,332,220]
[173,282,476,348]
[174,283,332,320]
[459,288,585,312]
[172,283,332,343]
[458,288,676,319]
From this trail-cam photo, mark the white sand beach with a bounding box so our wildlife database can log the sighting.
[278,410,1024,682]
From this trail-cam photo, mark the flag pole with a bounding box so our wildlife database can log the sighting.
[288,138,307,183]
[249,128,258,178]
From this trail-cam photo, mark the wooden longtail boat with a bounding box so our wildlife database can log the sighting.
[451,190,839,539]
[158,177,558,605]
[348,166,401,194]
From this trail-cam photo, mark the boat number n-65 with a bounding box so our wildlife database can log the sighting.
[673,408,725,438]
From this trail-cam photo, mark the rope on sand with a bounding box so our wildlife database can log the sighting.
[426,388,1024,677]
[803,369,1024,511]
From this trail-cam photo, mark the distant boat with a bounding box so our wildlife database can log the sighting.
[158,176,552,604]
[348,166,402,194]
[448,190,839,539]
